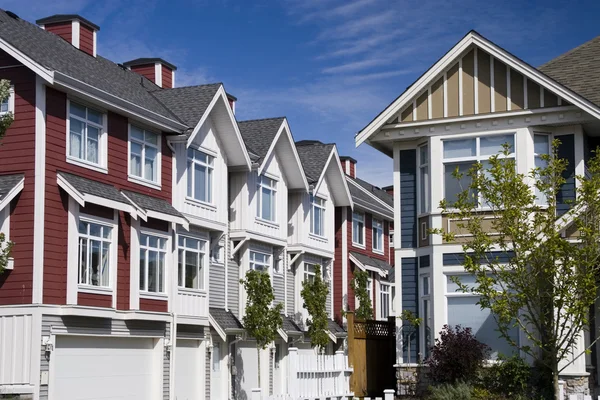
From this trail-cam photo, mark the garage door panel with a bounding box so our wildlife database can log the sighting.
[174,339,202,400]
[53,336,160,400]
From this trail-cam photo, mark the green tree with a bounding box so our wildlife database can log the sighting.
[431,141,600,400]
[351,269,373,320]
[0,79,14,273]
[240,269,283,386]
[301,264,330,352]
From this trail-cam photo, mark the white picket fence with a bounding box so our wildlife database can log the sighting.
[285,347,353,399]
[252,388,396,400]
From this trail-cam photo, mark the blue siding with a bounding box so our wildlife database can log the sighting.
[442,251,515,266]
[401,257,418,362]
[556,134,575,217]
[400,150,417,248]
[419,255,430,268]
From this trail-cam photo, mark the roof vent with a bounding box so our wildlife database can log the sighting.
[123,58,177,89]
[36,14,99,57]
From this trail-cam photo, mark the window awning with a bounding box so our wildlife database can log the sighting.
[280,315,304,342]
[121,190,188,229]
[0,173,24,211]
[349,251,392,278]
[209,308,245,342]
[57,172,136,215]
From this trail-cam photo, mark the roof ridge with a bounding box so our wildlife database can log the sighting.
[295,140,335,147]
[151,82,223,92]
[238,116,286,123]
[539,35,600,69]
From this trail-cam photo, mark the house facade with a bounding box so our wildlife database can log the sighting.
[356,31,600,394]
[333,157,395,327]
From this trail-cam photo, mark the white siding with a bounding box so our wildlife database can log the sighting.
[0,313,32,385]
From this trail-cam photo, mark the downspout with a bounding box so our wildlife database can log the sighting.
[169,312,177,400]
[228,334,244,400]
[225,231,229,311]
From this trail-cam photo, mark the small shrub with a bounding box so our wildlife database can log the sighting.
[426,325,490,385]
[483,354,531,398]
[427,382,473,400]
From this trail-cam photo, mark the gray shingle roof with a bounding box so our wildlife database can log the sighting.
[353,177,393,207]
[384,267,395,283]
[0,10,180,123]
[151,84,221,128]
[281,315,303,334]
[238,118,285,163]
[57,171,131,205]
[295,141,335,184]
[0,173,23,201]
[123,57,177,71]
[210,308,244,331]
[35,14,100,31]
[328,320,346,336]
[350,251,392,274]
[121,190,184,218]
[539,35,600,108]
[347,178,393,219]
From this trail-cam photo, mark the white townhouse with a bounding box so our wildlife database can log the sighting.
[355,30,600,395]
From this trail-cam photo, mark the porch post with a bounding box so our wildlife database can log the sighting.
[288,347,298,395]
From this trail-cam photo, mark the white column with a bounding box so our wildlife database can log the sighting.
[392,143,403,364]
[288,347,298,395]
[335,350,345,394]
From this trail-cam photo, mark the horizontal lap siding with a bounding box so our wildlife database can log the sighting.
[161,65,172,89]
[286,263,294,316]
[273,274,285,306]
[209,261,226,309]
[400,150,416,249]
[227,256,239,317]
[140,298,168,312]
[78,292,112,307]
[44,22,72,43]
[79,24,94,56]
[44,87,172,309]
[130,64,156,84]
[401,257,418,362]
[0,54,36,304]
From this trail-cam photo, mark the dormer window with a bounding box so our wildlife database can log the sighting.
[129,125,160,185]
[257,176,277,222]
[310,195,325,236]
[68,101,106,169]
[187,148,214,204]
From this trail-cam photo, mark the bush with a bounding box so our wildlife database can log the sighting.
[483,355,531,398]
[427,382,473,400]
[426,325,490,384]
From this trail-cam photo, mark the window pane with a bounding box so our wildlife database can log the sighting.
[262,187,272,220]
[144,146,157,181]
[148,251,157,292]
[101,243,110,286]
[87,108,103,125]
[139,249,147,290]
[534,134,549,155]
[194,164,207,201]
[420,166,429,212]
[185,251,199,289]
[444,162,476,205]
[87,126,99,164]
[131,125,144,141]
[89,223,102,238]
[90,240,100,286]
[130,142,142,177]
[187,160,193,197]
[70,102,87,119]
[79,238,87,284]
[145,131,158,146]
[178,250,184,287]
[198,253,204,289]
[419,145,428,165]
[443,139,476,158]
[480,135,514,156]
[69,118,84,159]
[207,168,213,203]
[158,254,164,293]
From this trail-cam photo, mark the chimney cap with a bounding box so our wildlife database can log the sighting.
[339,156,357,163]
[36,14,100,31]
[123,58,177,71]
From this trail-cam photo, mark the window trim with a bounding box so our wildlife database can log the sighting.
[418,143,430,215]
[177,233,208,292]
[380,282,391,319]
[127,123,162,189]
[0,85,15,116]
[352,212,365,248]
[372,218,384,253]
[138,229,169,296]
[249,248,272,273]
[256,175,277,223]
[66,99,108,173]
[186,146,215,205]
[310,195,326,237]
[533,132,551,206]
[76,213,117,291]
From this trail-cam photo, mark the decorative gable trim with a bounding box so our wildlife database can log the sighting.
[314,146,353,208]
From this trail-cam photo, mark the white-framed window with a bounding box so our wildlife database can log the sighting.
[212,342,221,372]
[310,195,325,236]
[534,134,550,205]
[352,212,365,246]
[78,218,113,288]
[177,235,207,290]
[366,276,373,302]
[419,144,430,213]
[421,275,432,358]
[0,84,14,116]
[380,283,391,319]
[187,148,214,204]
[250,250,271,272]
[372,218,383,252]
[139,232,168,294]
[129,125,160,185]
[257,176,277,222]
[68,101,105,167]
[443,134,515,206]
[273,249,283,274]
[304,263,317,283]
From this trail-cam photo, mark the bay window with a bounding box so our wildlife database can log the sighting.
[139,233,167,294]
[78,219,112,287]
[352,212,365,246]
[250,250,271,272]
[68,101,104,166]
[129,125,160,184]
[443,134,515,206]
[178,236,206,290]
[257,176,277,222]
[380,283,391,319]
[187,148,214,203]
[372,218,383,252]
[310,195,325,236]
[534,134,550,205]
[419,145,430,213]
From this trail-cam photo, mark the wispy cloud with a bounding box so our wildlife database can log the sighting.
[322,58,390,74]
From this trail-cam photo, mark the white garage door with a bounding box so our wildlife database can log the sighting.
[174,339,203,400]
[53,335,160,400]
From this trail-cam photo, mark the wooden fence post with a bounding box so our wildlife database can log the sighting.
[288,347,298,396]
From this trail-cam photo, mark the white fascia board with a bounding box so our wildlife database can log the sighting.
[56,175,85,207]
[119,192,148,221]
[348,253,366,272]
[84,194,137,217]
[186,85,251,170]
[316,147,353,208]
[327,331,338,343]
[277,328,289,343]
[146,210,189,230]
[346,177,393,213]
[352,199,394,221]
[287,245,332,260]
[209,314,227,342]
[0,38,54,84]
[0,177,24,211]
[349,252,387,277]
[53,72,187,132]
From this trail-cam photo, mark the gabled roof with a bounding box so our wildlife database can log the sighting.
[121,189,187,228]
[346,177,393,220]
[0,173,24,211]
[57,171,134,214]
[238,118,285,164]
[152,83,221,128]
[328,320,346,336]
[539,35,600,108]
[281,315,304,336]
[209,308,244,341]
[349,251,392,277]
[353,177,393,208]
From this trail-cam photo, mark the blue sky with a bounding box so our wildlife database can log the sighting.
[4,0,600,186]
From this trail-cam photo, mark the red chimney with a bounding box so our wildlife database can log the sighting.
[122,58,177,89]
[339,156,357,178]
[227,93,237,114]
[37,14,99,57]
[382,185,394,196]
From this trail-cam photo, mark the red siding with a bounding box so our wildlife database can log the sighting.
[0,52,36,305]
[348,162,356,179]
[140,298,168,312]
[44,22,72,44]
[161,65,172,89]
[79,24,94,56]
[78,292,111,308]
[43,87,172,309]
[130,64,156,84]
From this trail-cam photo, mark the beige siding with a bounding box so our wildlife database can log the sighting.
[527,79,540,109]
[493,59,507,112]
[462,50,475,116]
[447,63,460,117]
[477,51,491,114]
[401,105,413,122]
[510,69,524,110]
[416,91,428,120]
[431,77,444,119]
